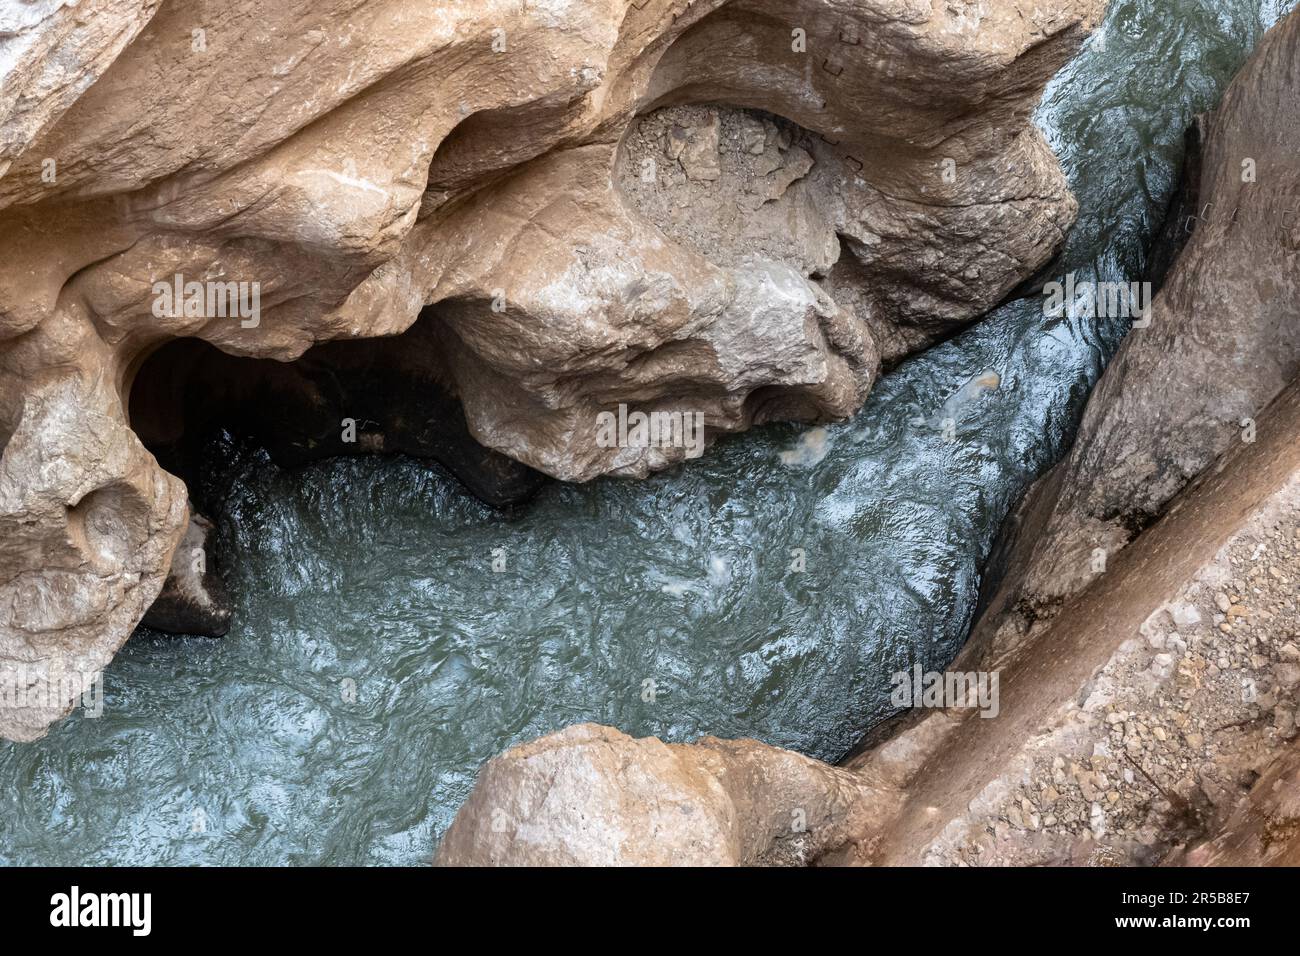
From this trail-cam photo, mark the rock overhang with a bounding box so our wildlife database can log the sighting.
[0,0,1102,739]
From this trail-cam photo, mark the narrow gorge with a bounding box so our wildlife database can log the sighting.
[0,0,1297,870]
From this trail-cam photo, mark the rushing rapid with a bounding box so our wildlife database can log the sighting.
[1,0,1291,865]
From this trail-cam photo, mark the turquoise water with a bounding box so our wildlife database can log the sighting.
[2,0,1293,865]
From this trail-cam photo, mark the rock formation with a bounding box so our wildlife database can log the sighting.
[856,4,1300,867]
[434,722,895,866]
[138,510,231,637]
[0,1,161,179]
[0,0,1096,740]
[966,6,1300,664]
[843,396,1300,865]
[1168,742,1300,866]
[439,8,1300,866]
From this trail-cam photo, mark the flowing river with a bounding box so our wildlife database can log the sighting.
[2,0,1293,865]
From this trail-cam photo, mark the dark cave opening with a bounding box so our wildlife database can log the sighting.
[125,310,548,637]
[126,308,548,520]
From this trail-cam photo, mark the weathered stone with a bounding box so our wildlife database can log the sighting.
[678,111,721,181]
[441,10,1300,868]
[434,723,890,866]
[1169,743,1300,866]
[969,8,1300,664]
[0,0,1098,740]
[0,0,161,180]
[139,510,232,638]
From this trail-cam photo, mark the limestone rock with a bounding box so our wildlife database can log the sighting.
[1171,744,1300,866]
[139,510,231,637]
[969,8,1300,664]
[0,349,187,741]
[678,111,721,182]
[846,385,1300,867]
[434,723,887,866]
[0,0,161,181]
[820,9,1300,867]
[0,0,1099,739]
[436,9,1300,868]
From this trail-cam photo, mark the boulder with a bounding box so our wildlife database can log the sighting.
[1169,743,1300,867]
[139,510,232,637]
[434,723,891,866]
[439,9,1300,868]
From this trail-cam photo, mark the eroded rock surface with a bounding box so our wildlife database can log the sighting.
[0,0,160,180]
[434,723,893,866]
[138,510,231,637]
[844,9,1300,866]
[440,387,1300,868]
[846,434,1300,866]
[0,0,1096,740]
[1170,742,1300,866]
[968,8,1300,664]
[438,9,1300,867]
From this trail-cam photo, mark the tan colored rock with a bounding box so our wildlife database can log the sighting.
[441,10,1300,867]
[0,311,187,741]
[969,8,1300,664]
[0,0,1098,739]
[139,510,231,637]
[0,0,161,181]
[838,10,1300,866]
[678,111,721,182]
[438,388,1300,867]
[846,423,1300,865]
[434,723,891,866]
[1170,744,1300,866]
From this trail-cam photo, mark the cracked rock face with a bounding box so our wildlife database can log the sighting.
[0,0,162,180]
[0,0,1097,740]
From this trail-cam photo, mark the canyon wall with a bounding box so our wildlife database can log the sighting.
[438,7,1300,866]
[0,0,1098,741]
[965,5,1300,664]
